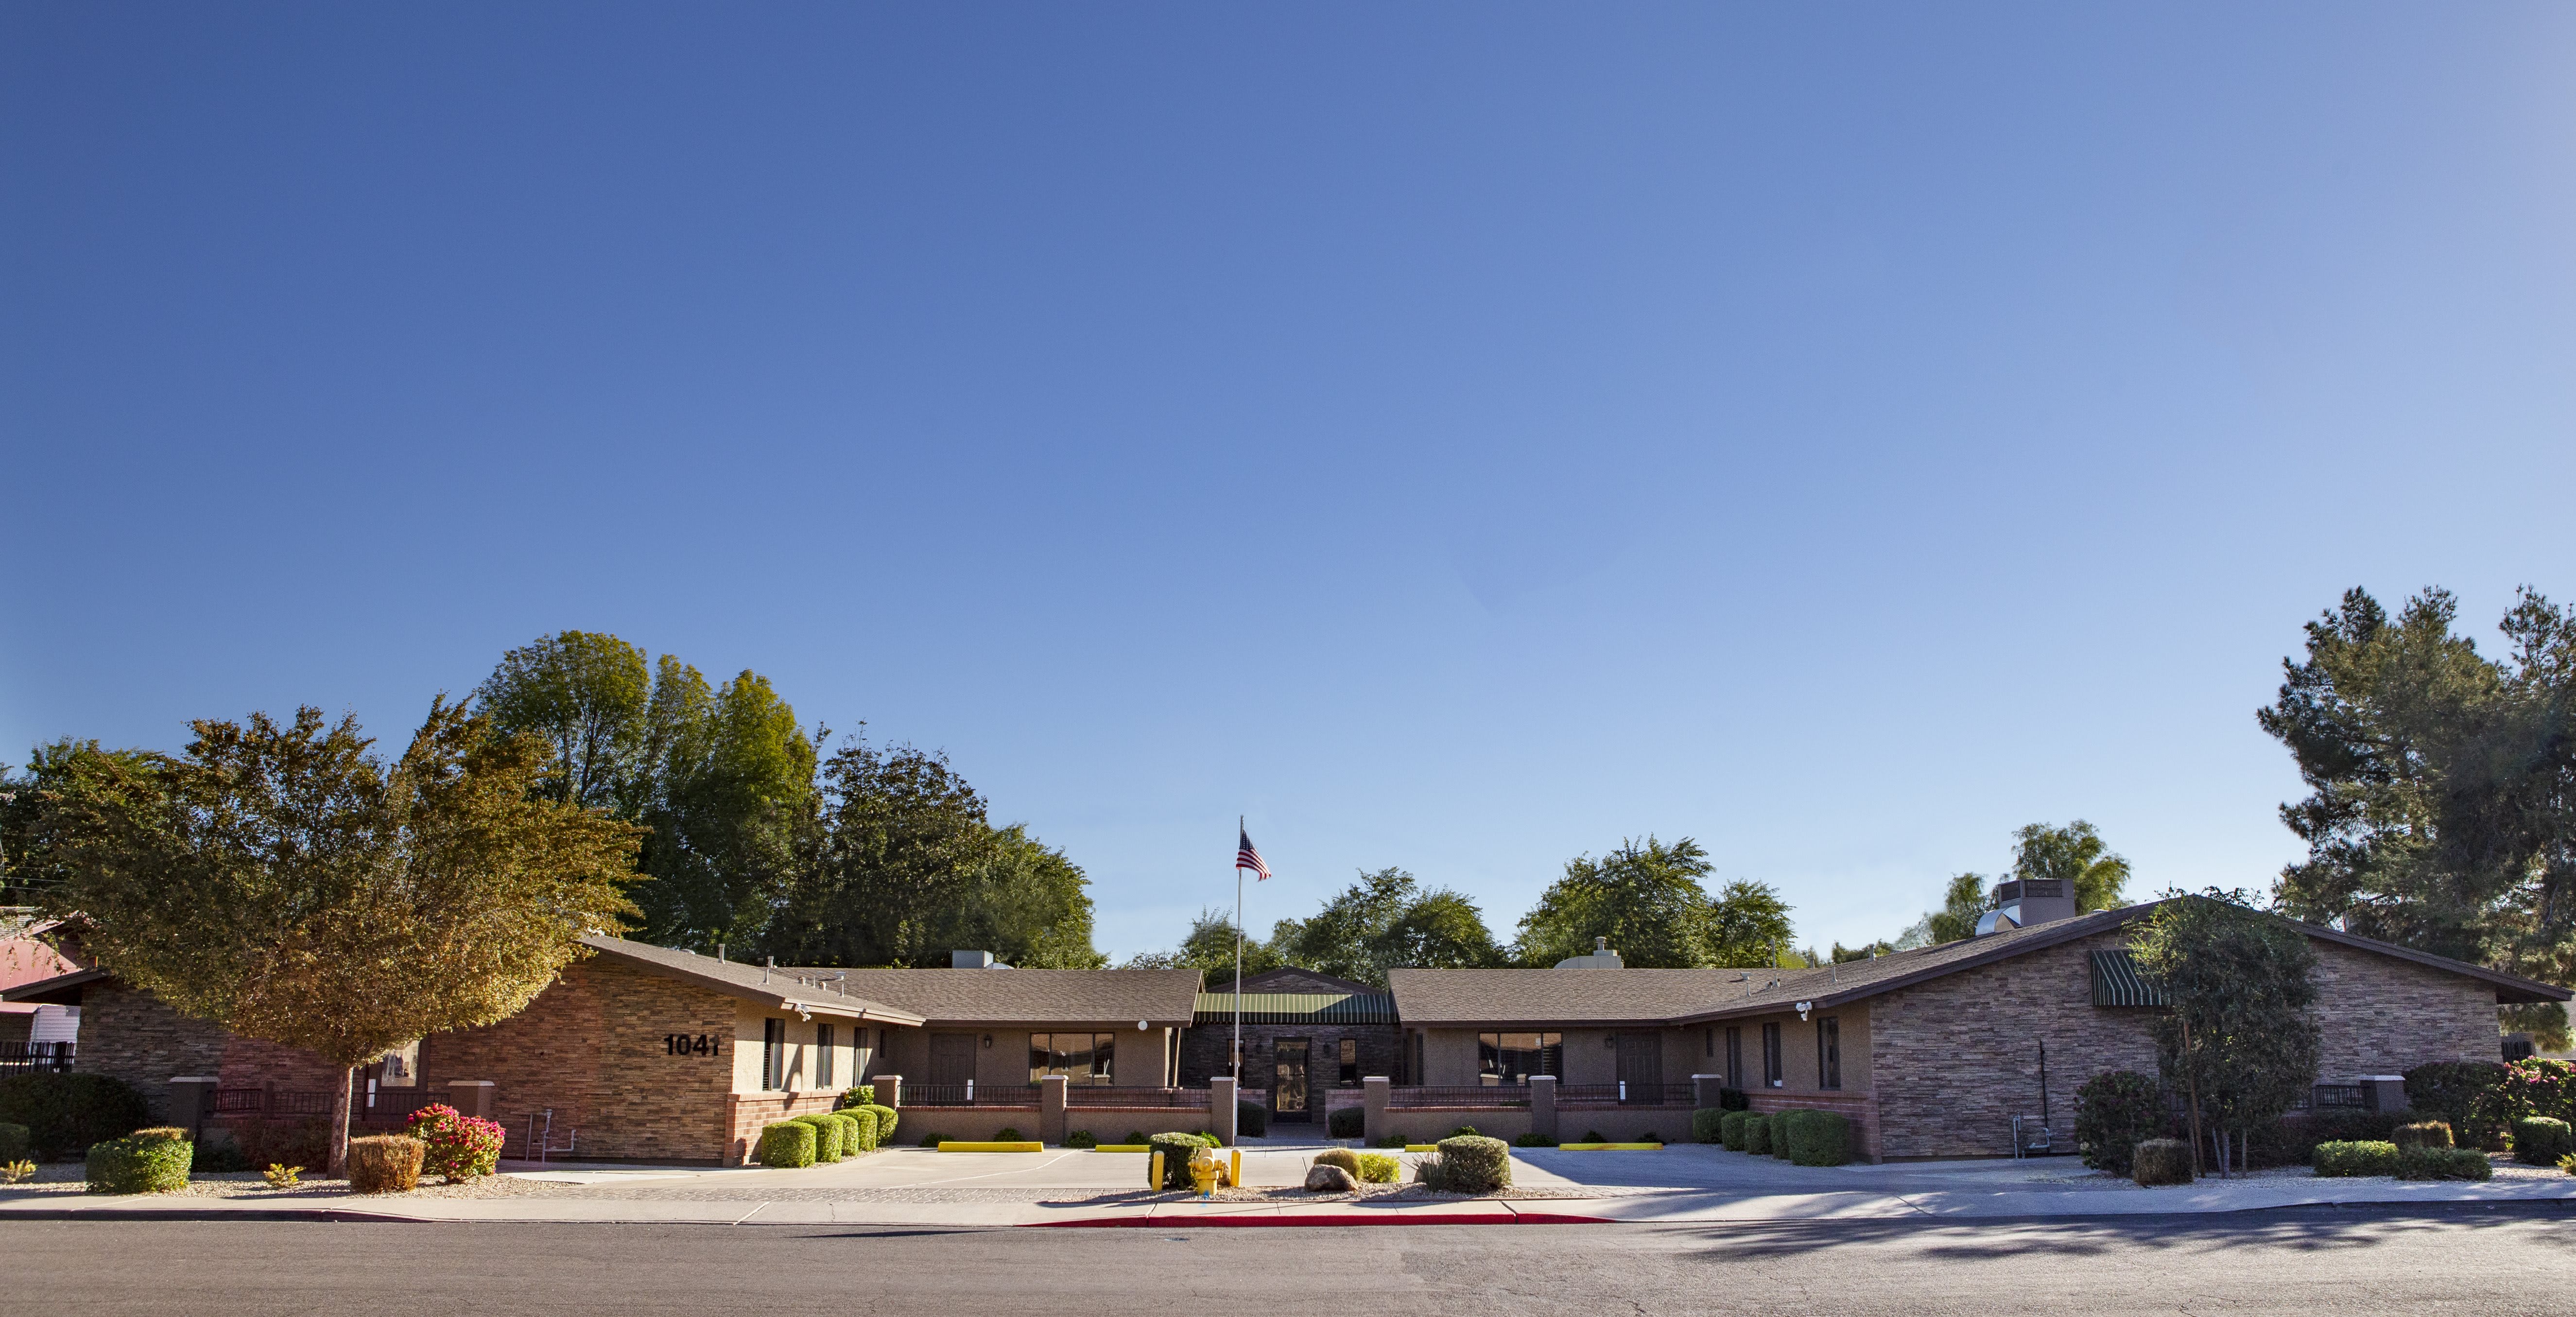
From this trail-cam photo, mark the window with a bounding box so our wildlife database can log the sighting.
[1476,1032,1563,1085]
[1725,1027,1743,1087]
[817,1023,836,1088]
[1816,1017,1840,1090]
[1704,1027,1714,1057]
[1029,1032,1115,1085]
[376,1039,420,1089]
[763,1018,787,1091]
[1761,1023,1782,1088]
[1338,1037,1359,1086]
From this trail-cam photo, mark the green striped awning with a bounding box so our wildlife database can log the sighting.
[1193,992,1396,1025]
[2091,950,2169,1008]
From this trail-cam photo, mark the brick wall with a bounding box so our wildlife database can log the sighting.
[1179,1022,1399,1117]
[75,983,232,1122]
[2309,939,2498,1078]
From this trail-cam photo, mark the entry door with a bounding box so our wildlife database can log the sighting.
[929,1033,978,1088]
[1614,1035,1662,1103]
[1272,1039,1311,1122]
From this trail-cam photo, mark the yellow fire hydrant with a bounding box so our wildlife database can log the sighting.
[1188,1145,1225,1197]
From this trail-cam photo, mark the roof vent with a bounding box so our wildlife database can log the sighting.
[1976,879,2079,936]
[951,950,1012,970]
[1554,936,1625,970]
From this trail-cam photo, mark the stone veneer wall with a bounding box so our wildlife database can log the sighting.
[430,956,743,1164]
[74,984,233,1122]
[2307,939,2498,1080]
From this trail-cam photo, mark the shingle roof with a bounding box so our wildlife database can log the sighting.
[780,967,1205,1026]
[1387,968,1767,1026]
[581,936,926,1025]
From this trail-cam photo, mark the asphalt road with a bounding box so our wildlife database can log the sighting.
[8,1205,2574,1315]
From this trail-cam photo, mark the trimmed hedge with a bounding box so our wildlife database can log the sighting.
[2513,1117,2572,1167]
[2314,1140,2399,1177]
[84,1135,191,1195]
[1239,1101,1269,1138]
[0,1073,150,1161]
[2406,1061,2510,1147]
[837,1085,875,1109]
[1148,1132,1206,1189]
[1780,1109,1853,1166]
[2392,1121,2454,1150]
[839,1108,878,1153]
[1064,1130,1097,1148]
[0,1121,30,1163]
[1691,1108,1728,1145]
[1356,1152,1399,1183]
[792,1113,845,1162]
[1327,1106,1364,1139]
[1432,1135,1511,1195]
[2397,1146,2490,1180]
[1314,1147,1361,1175]
[1719,1109,1751,1151]
[1742,1114,1774,1156]
[2074,1071,2164,1176]
[347,1135,425,1194]
[2132,1139,2193,1186]
[757,1121,817,1168]
[1513,1133,1556,1147]
[863,1104,898,1144]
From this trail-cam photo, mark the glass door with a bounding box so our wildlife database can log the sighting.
[1272,1039,1311,1123]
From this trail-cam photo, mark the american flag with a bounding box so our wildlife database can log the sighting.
[1235,826,1270,880]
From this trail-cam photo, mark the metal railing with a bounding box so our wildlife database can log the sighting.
[0,1041,74,1075]
[1386,1086,1532,1109]
[899,1082,1037,1108]
[1557,1083,1697,1108]
[1065,1087,1210,1109]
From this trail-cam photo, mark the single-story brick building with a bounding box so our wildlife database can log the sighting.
[1178,967,1400,1125]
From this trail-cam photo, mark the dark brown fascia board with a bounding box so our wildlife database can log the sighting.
[1390,1017,1689,1031]
[911,1016,1196,1030]
[0,966,107,1005]
[2293,921,2570,1004]
[574,938,928,1026]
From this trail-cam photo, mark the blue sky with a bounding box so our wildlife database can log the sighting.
[5,3,2573,961]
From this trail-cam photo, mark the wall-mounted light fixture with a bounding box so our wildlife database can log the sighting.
[1136,1019,1148,1031]
[1796,1001,1813,1021]
[981,1034,993,1048]
[1604,1035,1618,1049]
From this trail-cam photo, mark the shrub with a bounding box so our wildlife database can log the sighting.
[993,1126,1023,1143]
[1691,1108,1728,1145]
[2397,1145,2491,1180]
[261,1163,301,1190]
[129,1126,190,1144]
[84,1135,191,1195]
[1435,1135,1511,1195]
[2406,1061,2511,1146]
[1314,1147,1362,1174]
[2497,1058,2576,1125]
[1780,1109,1853,1166]
[2314,1140,2400,1178]
[1716,1087,1751,1111]
[1327,1106,1364,1139]
[2392,1121,2453,1150]
[1,1159,34,1184]
[1413,1154,1445,1191]
[405,1104,505,1183]
[1238,1101,1268,1138]
[757,1121,817,1168]
[2131,1139,2194,1186]
[1580,1129,1608,1144]
[0,1074,150,1160]
[1371,1134,1408,1148]
[1742,1114,1773,1156]
[918,1132,941,1147]
[864,1105,899,1143]
[1448,1125,1483,1140]
[0,1121,29,1163]
[1638,1131,1664,1145]
[1356,1152,1399,1183]
[2257,1110,2403,1168]
[2074,1071,2164,1175]
[1064,1130,1096,1149]
[346,1135,424,1194]
[1124,1131,1149,1145]
[837,1085,876,1109]
[192,1140,251,1173]
[1147,1133,1206,1189]
[793,1113,845,1162]
[2513,1117,2573,1166]
[1719,1110,1751,1151]
[840,1108,878,1153]
[1512,1133,1556,1147]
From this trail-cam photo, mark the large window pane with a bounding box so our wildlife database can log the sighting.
[1476,1032,1563,1084]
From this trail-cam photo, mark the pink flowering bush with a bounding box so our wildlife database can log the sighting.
[2499,1060,2576,1125]
[405,1104,506,1183]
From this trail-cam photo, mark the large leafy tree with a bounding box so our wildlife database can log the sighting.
[1268,867,1506,985]
[628,659,817,950]
[1124,908,1280,981]
[1705,878,1797,967]
[21,703,641,1173]
[474,631,652,810]
[2260,587,2576,986]
[2129,890,2321,1177]
[2011,821,2131,913]
[1511,837,1795,968]
[764,740,1102,968]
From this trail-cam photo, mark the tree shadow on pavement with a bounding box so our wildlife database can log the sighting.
[1666,1202,2576,1262]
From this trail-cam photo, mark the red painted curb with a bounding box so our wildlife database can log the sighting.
[1027,1209,1611,1228]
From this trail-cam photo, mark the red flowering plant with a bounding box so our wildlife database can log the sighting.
[405,1104,507,1183]
[2498,1060,2576,1125]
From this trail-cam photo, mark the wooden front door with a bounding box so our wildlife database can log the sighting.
[1614,1035,1662,1103]
[1272,1039,1311,1122]
[929,1033,978,1088]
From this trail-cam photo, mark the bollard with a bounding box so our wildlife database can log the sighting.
[1230,1148,1241,1188]
[1149,1150,1163,1191]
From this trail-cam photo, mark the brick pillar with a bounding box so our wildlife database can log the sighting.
[167,1077,219,1140]
[1041,1075,1069,1145]
[1210,1076,1239,1145]
[1363,1076,1390,1144]
[1691,1074,1725,1109]
[448,1080,496,1119]
[1528,1075,1557,1144]
[874,1074,901,1109]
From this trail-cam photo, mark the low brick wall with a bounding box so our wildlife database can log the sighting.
[880,1105,1219,1145]
[1546,1107,1698,1144]
[728,1092,851,1164]
[1375,1108,1534,1143]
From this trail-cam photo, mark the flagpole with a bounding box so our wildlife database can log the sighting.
[1233,815,1245,1088]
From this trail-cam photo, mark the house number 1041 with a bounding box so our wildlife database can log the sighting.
[664,1034,719,1057]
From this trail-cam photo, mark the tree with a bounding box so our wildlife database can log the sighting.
[1706,879,1797,967]
[1268,867,1507,985]
[764,739,1101,969]
[475,631,651,810]
[2260,587,2576,991]
[627,659,816,949]
[2129,890,2320,1178]
[1514,837,1720,968]
[1125,908,1279,982]
[2011,821,2131,913]
[1925,872,1992,945]
[22,703,640,1174]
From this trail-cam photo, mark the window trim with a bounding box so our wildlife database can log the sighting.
[1475,1031,1565,1086]
[1815,1016,1840,1090]
[1761,1022,1783,1088]
[762,1017,787,1092]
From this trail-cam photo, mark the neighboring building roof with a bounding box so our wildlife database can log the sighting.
[1387,967,1765,1027]
[582,936,926,1026]
[786,966,1206,1027]
[0,966,109,1006]
[1193,990,1397,1025]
